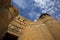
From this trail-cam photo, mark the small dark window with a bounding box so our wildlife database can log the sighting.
[2,32,18,40]
[18,17,20,20]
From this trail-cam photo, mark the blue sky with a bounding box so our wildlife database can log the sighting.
[11,0,60,21]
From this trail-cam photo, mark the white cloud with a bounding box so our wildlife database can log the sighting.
[42,10,47,13]
[58,14,60,17]
[29,13,34,18]
[34,0,47,8]
[56,16,60,20]
[29,11,37,18]
[34,0,55,12]
[49,9,56,15]
[57,4,60,9]
[54,7,58,11]
[12,0,27,9]
[29,11,40,19]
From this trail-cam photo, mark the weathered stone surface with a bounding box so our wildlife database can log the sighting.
[8,14,60,40]
[0,7,18,40]
[0,8,11,40]
[39,14,60,40]
[18,23,54,40]
[0,0,11,8]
